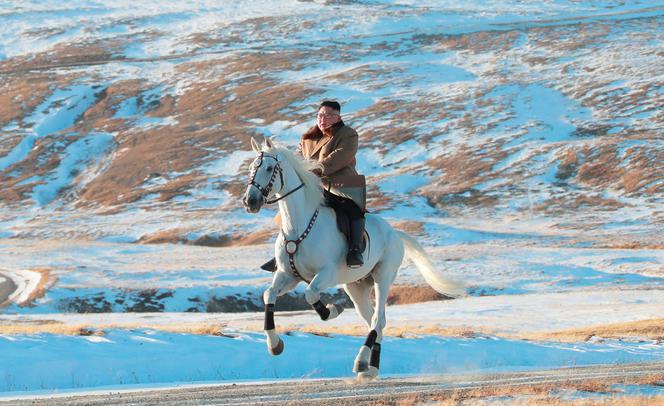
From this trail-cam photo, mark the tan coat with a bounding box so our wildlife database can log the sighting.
[299,122,366,210]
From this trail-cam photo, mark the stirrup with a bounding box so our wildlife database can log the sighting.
[347,250,364,268]
[260,258,277,273]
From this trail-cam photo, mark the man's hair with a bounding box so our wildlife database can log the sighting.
[319,100,341,112]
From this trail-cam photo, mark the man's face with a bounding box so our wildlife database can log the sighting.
[317,106,341,131]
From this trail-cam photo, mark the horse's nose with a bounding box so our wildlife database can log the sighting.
[244,194,260,213]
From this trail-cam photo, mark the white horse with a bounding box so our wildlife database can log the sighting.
[242,137,465,380]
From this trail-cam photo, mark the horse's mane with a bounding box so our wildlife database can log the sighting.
[264,142,324,207]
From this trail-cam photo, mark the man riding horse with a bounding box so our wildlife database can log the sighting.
[261,100,366,271]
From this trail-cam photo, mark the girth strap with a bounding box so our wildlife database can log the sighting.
[281,208,319,282]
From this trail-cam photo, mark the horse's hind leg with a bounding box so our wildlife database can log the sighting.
[263,271,299,356]
[358,244,401,380]
[344,277,375,373]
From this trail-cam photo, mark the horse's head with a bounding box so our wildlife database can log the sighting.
[243,137,283,213]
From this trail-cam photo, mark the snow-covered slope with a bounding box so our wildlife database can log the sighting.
[0,0,661,244]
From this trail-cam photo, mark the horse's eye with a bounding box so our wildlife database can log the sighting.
[267,166,273,171]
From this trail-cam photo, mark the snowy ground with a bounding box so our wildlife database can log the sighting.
[0,234,662,393]
[1,329,663,394]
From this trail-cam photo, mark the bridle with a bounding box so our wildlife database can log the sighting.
[248,151,304,204]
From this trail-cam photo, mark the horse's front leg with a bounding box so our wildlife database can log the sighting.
[305,267,344,321]
[263,270,299,356]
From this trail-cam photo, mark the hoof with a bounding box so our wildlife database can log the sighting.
[357,366,379,381]
[353,360,368,373]
[326,304,344,320]
[353,345,371,373]
[268,338,284,356]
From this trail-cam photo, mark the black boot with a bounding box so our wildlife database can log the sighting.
[260,257,277,272]
[346,218,365,268]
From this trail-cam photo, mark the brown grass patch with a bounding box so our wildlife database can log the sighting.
[0,73,72,127]
[0,321,226,336]
[386,284,449,305]
[0,318,484,339]
[0,40,121,74]
[531,22,611,53]
[0,322,103,336]
[365,183,394,213]
[393,375,664,406]
[419,143,506,210]
[391,221,424,236]
[524,318,664,342]
[594,242,664,250]
[231,229,274,246]
[576,145,625,188]
[0,72,82,203]
[285,324,483,339]
[294,318,664,343]
[534,194,625,215]
[137,228,274,246]
[620,145,664,195]
[136,228,187,244]
[189,229,274,247]
[556,148,579,180]
[433,392,664,406]
[422,30,521,54]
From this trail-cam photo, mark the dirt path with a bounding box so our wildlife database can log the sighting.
[2,362,662,405]
[0,273,17,306]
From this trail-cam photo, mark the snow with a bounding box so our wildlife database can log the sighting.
[32,133,115,206]
[0,134,37,173]
[0,329,662,393]
[2,287,663,338]
[202,150,255,179]
[27,84,102,137]
[251,120,309,147]
[484,84,593,148]
[0,270,42,305]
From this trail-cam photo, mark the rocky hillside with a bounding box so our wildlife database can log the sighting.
[0,1,662,246]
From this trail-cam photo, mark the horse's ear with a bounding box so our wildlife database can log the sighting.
[264,136,274,150]
[251,137,260,152]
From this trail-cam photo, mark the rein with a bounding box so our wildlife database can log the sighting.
[266,183,303,204]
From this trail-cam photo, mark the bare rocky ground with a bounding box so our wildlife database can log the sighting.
[2,362,662,405]
[0,277,16,305]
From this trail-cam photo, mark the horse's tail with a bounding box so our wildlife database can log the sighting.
[397,231,466,298]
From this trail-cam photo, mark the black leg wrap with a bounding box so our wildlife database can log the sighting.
[364,330,378,348]
[264,304,275,331]
[312,300,330,320]
[370,343,381,369]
